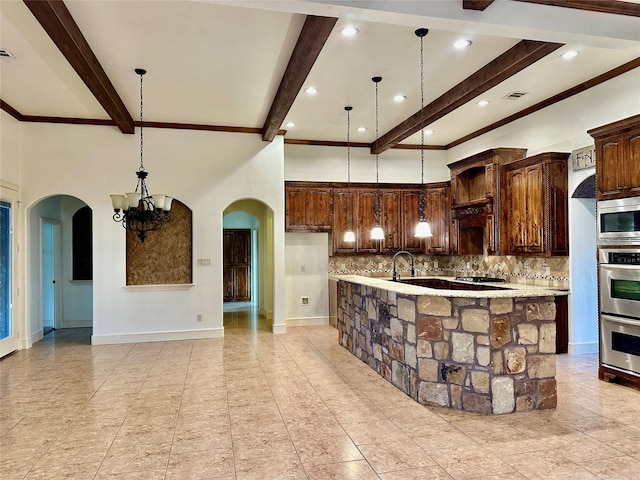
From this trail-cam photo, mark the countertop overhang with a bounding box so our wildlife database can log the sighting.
[334,274,569,298]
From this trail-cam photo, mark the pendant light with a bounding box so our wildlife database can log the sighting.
[343,106,356,243]
[371,76,385,241]
[414,28,433,239]
[110,69,172,243]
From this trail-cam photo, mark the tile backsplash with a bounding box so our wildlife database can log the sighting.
[328,254,568,288]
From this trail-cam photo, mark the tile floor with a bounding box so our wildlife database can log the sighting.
[1,306,640,479]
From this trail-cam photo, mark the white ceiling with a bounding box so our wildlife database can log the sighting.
[1,0,638,147]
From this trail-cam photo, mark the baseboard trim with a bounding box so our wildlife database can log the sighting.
[286,316,329,326]
[272,323,287,334]
[91,327,224,345]
[568,341,598,355]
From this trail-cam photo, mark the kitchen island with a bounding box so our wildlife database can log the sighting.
[336,275,569,414]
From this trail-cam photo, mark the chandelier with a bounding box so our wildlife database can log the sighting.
[109,68,172,243]
[343,106,356,243]
[414,28,433,238]
[371,76,385,241]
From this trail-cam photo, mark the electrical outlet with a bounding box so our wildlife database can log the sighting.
[300,265,306,273]
[196,258,211,266]
[301,296,309,305]
[196,313,203,322]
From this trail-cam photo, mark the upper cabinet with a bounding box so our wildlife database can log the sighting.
[285,183,332,232]
[504,152,569,256]
[589,115,640,200]
[448,148,527,255]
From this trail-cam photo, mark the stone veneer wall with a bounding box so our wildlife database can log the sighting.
[337,281,558,414]
[329,254,569,288]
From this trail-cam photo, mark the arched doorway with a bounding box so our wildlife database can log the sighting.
[569,174,598,354]
[27,195,93,344]
[222,199,274,332]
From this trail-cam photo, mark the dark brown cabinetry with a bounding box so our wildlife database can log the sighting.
[285,183,332,232]
[448,148,527,255]
[401,190,424,253]
[588,115,640,200]
[332,189,356,254]
[425,185,450,254]
[505,152,569,256]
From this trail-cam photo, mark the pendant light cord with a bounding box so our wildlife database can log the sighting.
[420,32,425,187]
[139,72,144,172]
[347,108,351,186]
[374,78,381,224]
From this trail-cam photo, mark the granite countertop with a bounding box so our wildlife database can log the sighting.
[333,274,569,298]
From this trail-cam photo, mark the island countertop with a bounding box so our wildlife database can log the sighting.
[333,274,569,299]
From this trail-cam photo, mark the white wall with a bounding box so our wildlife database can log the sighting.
[19,122,285,344]
[285,232,330,325]
[1,111,21,186]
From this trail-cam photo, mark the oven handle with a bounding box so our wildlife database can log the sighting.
[601,314,640,327]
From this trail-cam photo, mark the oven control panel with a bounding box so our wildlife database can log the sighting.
[607,252,640,265]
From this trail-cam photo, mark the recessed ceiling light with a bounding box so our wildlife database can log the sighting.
[424,129,434,135]
[477,99,490,107]
[454,39,472,49]
[340,25,359,37]
[393,94,407,103]
[560,50,579,60]
[285,121,295,128]
[357,127,367,133]
[305,86,318,95]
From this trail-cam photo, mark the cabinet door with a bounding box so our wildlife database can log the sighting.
[626,131,640,197]
[525,164,544,253]
[547,161,569,255]
[285,188,308,230]
[309,188,333,231]
[380,190,401,253]
[333,189,356,254]
[485,163,495,198]
[426,187,450,254]
[596,136,624,199]
[400,190,424,253]
[506,168,527,253]
[356,190,379,253]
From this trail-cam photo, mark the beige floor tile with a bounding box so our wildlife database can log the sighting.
[304,459,379,479]
[234,453,306,480]
[292,432,364,466]
[378,465,454,480]
[341,418,411,445]
[579,454,640,479]
[98,443,171,475]
[501,449,600,480]
[165,447,235,479]
[232,423,296,459]
[429,445,517,479]
[358,439,436,473]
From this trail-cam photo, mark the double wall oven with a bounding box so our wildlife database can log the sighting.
[599,250,640,375]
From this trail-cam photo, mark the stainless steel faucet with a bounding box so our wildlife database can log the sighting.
[392,250,415,281]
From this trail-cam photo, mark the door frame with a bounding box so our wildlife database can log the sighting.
[0,182,19,358]
[40,218,62,331]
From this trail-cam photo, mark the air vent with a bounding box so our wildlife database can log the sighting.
[503,91,528,100]
[0,49,16,59]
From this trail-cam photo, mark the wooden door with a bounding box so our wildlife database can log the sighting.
[525,164,544,253]
[506,168,527,254]
[356,190,379,253]
[285,188,308,230]
[223,229,251,302]
[333,189,356,254]
[425,187,450,254]
[309,188,333,231]
[548,160,569,256]
[626,131,640,197]
[400,190,423,253]
[380,190,401,253]
[596,136,623,199]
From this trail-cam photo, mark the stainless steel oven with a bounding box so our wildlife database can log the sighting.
[597,197,640,245]
[599,249,640,319]
[601,314,640,376]
[599,248,640,376]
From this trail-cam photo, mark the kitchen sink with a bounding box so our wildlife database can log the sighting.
[454,276,506,283]
[397,277,511,291]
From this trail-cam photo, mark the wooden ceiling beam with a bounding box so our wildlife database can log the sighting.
[514,0,640,17]
[1,100,24,121]
[23,0,135,134]
[261,15,338,142]
[371,39,562,154]
[462,1,495,11]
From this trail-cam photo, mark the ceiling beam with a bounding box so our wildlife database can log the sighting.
[1,100,24,121]
[514,0,640,17]
[23,0,135,134]
[371,39,562,154]
[462,1,495,11]
[261,15,338,142]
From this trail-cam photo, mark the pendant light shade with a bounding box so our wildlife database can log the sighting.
[414,28,433,239]
[371,76,384,241]
[343,106,356,244]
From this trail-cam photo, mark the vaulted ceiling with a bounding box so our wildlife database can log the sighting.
[1,0,639,153]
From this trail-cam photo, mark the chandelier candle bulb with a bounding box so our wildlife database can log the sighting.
[110,194,125,211]
[152,194,166,210]
[163,197,173,212]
